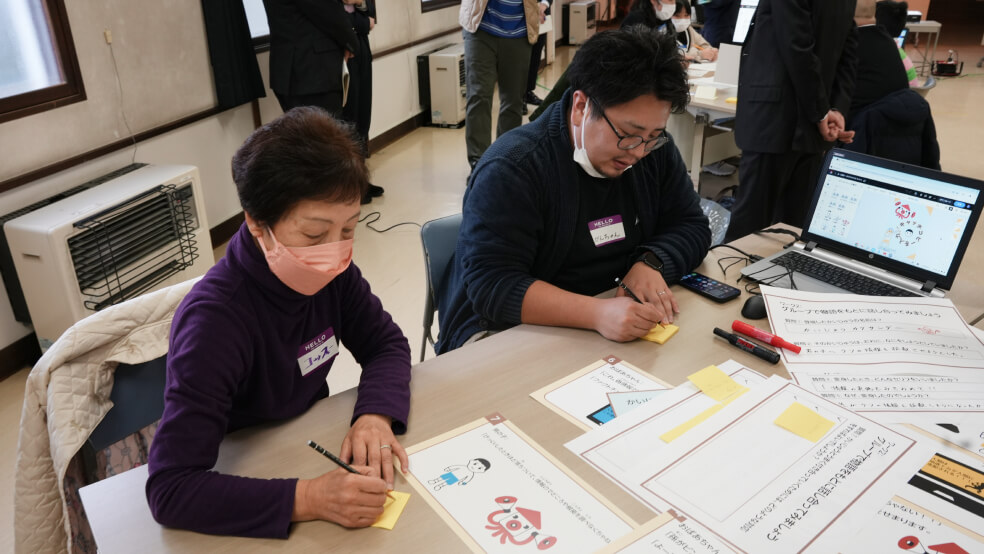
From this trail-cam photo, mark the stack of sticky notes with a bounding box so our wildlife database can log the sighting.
[642,324,679,344]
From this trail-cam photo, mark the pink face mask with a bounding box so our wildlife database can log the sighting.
[258,227,353,295]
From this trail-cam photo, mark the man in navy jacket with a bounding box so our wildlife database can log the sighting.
[437,28,711,354]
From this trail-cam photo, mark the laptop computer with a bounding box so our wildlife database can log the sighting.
[740,149,984,298]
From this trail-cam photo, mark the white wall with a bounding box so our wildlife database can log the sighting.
[0,0,463,353]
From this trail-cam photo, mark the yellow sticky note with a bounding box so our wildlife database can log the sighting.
[660,404,723,443]
[687,365,748,403]
[372,491,411,530]
[641,324,679,344]
[725,97,738,104]
[774,402,835,443]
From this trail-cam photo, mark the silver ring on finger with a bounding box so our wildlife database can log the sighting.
[657,290,667,296]
[380,444,391,450]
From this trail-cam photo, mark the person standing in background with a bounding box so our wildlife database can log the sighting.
[725,0,858,242]
[522,0,551,115]
[342,0,384,203]
[695,0,738,47]
[460,0,545,169]
[262,0,358,114]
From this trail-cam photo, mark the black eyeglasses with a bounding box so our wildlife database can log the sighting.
[592,99,670,152]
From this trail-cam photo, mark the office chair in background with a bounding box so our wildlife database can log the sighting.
[419,213,462,361]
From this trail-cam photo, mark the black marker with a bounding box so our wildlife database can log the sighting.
[713,328,781,364]
[614,277,643,304]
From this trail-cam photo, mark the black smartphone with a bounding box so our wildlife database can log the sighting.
[678,272,741,303]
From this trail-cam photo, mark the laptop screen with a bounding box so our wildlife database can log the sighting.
[802,149,984,290]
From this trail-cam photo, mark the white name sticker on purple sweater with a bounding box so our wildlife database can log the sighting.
[297,327,339,377]
[589,215,626,247]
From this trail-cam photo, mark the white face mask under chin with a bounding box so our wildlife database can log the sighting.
[572,102,607,179]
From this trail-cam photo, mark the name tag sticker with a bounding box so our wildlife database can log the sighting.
[589,215,626,247]
[297,327,339,377]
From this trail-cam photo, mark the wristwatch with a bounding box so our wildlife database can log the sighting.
[636,251,664,273]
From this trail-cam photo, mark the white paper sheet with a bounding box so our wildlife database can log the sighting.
[761,286,984,376]
[896,445,984,535]
[532,357,670,430]
[607,390,670,417]
[915,422,984,457]
[566,361,767,508]
[406,416,635,552]
[792,373,984,425]
[841,498,984,553]
[632,376,933,553]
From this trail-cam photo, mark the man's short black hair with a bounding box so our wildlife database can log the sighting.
[567,26,690,115]
[231,106,368,227]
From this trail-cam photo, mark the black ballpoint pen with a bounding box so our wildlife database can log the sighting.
[614,277,643,304]
[307,440,359,473]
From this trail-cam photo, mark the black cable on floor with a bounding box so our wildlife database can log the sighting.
[359,212,422,233]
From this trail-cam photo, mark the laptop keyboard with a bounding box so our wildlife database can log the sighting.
[771,251,919,297]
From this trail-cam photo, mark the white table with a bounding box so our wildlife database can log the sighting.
[905,20,942,77]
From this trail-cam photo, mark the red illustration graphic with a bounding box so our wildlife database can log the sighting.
[918,327,942,335]
[895,202,916,219]
[486,495,557,549]
[898,535,970,554]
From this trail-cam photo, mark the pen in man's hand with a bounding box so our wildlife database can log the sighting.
[614,277,643,304]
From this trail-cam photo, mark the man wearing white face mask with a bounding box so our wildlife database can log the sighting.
[437,27,711,354]
[147,107,412,538]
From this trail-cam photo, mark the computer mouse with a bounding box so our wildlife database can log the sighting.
[741,295,768,320]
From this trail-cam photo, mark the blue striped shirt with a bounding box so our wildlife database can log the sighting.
[479,0,527,38]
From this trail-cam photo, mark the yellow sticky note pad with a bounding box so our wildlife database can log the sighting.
[372,491,411,530]
[661,404,723,443]
[687,365,747,403]
[725,97,738,104]
[774,402,835,443]
[641,324,679,344]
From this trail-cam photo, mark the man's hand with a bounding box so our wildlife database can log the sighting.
[344,50,354,61]
[817,110,848,143]
[592,296,664,342]
[620,261,679,324]
[292,467,387,527]
[539,2,548,23]
[340,414,408,490]
[369,16,375,31]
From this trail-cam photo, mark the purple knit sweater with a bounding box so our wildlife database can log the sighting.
[146,223,411,538]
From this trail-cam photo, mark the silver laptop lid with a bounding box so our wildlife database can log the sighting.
[800,149,984,291]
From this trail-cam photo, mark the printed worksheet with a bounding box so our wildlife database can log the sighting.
[404,414,636,553]
[793,373,984,425]
[597,511,740,554]
[915,422,984,457]
[842,498,984,553]
[761,286,984,376]
[565,360,768,509]
[631,376,933,553]
[530,356,671,430]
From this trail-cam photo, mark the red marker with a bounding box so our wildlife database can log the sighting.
[732,321,802,354]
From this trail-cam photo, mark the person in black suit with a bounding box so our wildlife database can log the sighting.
[725,0,859,242]
[697,0,739,48]
[341,0,384,203]
[262,0,358,115]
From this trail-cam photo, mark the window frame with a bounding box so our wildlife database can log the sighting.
[0,0,86,124]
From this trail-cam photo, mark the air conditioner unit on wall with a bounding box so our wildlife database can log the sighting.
[3,164,214,350]
[428,43,466,128]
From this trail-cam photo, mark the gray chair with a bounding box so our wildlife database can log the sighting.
[419,213,462,361]
[700,198,731,246]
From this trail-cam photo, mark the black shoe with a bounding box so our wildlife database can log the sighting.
[524,91,543,106]
[522,104,529,115]
[361,193,371,205]
[368,183,384,197]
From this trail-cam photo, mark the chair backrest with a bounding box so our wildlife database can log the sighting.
[419,213,463,360]
[700,198,731,246]
[86,355,167,451]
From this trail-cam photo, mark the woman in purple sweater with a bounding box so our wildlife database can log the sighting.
[146,107,412,538]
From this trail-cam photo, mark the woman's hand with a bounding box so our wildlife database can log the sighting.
[340,414,409,489]
[293,467,387,527]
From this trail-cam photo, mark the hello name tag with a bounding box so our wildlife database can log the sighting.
[297,327,339,377]
[589,215,626,247]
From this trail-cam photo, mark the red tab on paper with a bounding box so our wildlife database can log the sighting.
[604,355,622,365]
[485,412,506,425]
[666,509,687,522]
